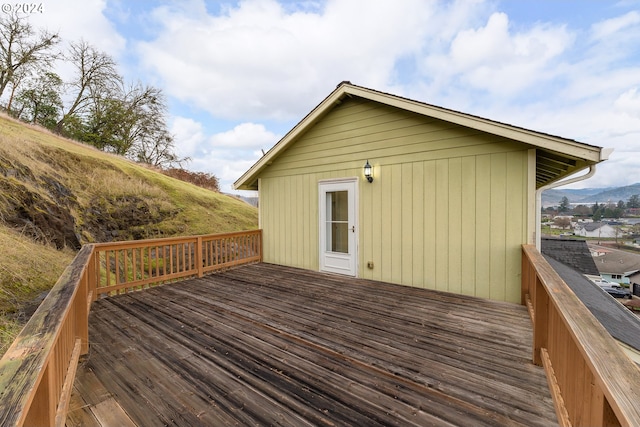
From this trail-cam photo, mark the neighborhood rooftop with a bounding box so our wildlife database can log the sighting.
[541,238,640,354]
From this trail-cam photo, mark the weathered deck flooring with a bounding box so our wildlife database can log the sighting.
[67,263,557,426]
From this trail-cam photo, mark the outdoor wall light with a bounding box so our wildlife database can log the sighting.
[364,160,373,183]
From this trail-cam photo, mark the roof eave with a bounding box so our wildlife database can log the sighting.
[234,82,606,190]
[344,85,604,163]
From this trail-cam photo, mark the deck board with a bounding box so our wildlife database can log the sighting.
[67,263,558,426]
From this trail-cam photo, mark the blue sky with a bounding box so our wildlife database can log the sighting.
[27,0,640,194]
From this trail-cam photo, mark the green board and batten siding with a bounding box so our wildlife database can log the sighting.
[259,97,533,303]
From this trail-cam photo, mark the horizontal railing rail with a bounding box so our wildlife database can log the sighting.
[0,230,261,426]
[522,244,640,427]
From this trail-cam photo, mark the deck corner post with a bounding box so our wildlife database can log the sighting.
[197,236,204,278]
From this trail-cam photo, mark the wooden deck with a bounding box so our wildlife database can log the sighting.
[66,263,557,426]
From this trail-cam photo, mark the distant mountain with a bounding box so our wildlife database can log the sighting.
[543,183,640,207]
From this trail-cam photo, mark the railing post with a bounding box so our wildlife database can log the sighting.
[89,250,98,303]
[77,273,89,355]
[521,249,529,306]
[532,275,548,367]
[197,236,204,278]
[24,362,55,426]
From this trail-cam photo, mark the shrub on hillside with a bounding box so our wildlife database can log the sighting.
[161,168,220,192]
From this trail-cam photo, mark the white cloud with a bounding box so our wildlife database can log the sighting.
[615,87,640,116]
[135,0,439,121]
[591,10,640,40]
[171,117,207,158]
[171,117,280,192]
[29,0,125,55]
[188,150,262,193]
[424,12,574,96]
[210,123,279,149]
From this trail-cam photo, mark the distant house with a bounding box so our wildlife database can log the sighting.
[588,242,640,285]
[574,222,618,238]
[234,82,606,303]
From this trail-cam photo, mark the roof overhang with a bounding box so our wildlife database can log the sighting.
[234,82,608,191]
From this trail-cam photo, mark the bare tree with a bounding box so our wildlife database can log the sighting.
[553,216,572,230]
[115,83,167,155]
[0,12,59,102]
[75,81,187,167]
[58,40,185,168]
[122,83,188,168]
[134,130,188,169]
[57,40,120,134]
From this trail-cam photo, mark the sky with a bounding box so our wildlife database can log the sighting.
[22,0,640,194]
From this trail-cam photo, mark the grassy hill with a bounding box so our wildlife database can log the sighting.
[0,114,258,354]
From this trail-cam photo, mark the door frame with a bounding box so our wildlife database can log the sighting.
[318,178,358,277]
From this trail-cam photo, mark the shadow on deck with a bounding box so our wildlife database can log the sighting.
[67,263,557,426]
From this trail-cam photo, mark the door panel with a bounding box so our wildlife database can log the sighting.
[319,180,357,276]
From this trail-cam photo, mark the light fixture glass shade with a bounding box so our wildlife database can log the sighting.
[364,160,373,183]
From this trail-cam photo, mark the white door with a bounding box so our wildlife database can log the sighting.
[319,179,357,276]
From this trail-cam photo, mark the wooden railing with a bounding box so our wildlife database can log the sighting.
[522,244,640,427]
[0,230,261,427]
[92,230,262,297]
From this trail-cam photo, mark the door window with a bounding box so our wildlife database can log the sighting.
[326,191,349,253]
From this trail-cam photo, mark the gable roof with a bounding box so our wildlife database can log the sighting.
[589,243,640,276]
[234,81,608,191]
[578,222,613,232]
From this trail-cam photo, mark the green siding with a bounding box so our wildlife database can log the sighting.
[259,98,531,303]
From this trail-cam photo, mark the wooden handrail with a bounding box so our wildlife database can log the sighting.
[522,244,640,427]
[0,245,94,426]
[0,230,261,426]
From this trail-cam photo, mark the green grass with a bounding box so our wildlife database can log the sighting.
[0,227,74,354]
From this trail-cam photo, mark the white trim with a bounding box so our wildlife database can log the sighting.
[318,177,360,185]
[257,177,262,230]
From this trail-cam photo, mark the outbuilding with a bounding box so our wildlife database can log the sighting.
[234,82,607,303]
[574,221,618,238]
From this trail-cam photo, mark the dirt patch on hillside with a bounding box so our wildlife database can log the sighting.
[81,195,180,242]
[0,156,80,249]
